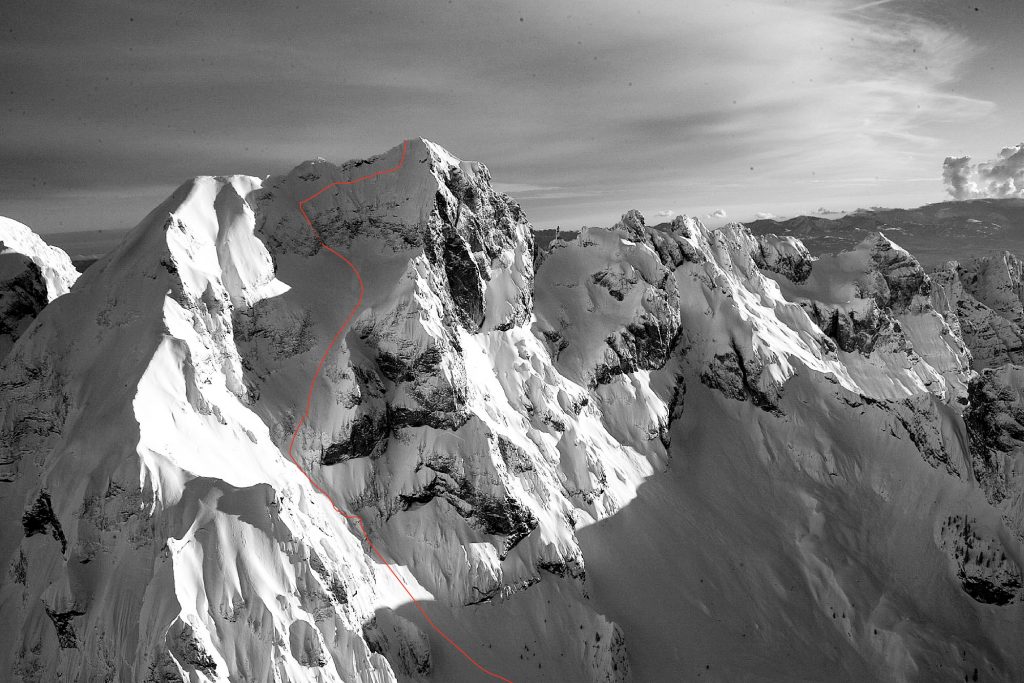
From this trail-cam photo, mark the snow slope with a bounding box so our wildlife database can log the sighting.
[1,141,1022,682]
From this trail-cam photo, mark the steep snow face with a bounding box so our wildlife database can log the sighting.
[932,252,1024,370]
[0,175,421,682]
[0,217,79,358]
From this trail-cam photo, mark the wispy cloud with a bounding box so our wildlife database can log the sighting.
[843,0,901,13]
[0,0,996,232]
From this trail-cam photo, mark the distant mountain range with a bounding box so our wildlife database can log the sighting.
[743,198,1024,268]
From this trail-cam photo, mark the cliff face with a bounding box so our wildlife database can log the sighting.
[1,141,1023,682]
[931,251,1024,371]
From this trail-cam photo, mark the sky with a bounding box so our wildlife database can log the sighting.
[2,0,1022,234]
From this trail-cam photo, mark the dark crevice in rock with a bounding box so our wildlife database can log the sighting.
[963,576,1020,605]
[442,234,485,331]
[964,370,1024,507]
[729,340,779,412]
[22,491,67,553]
[591,271,629,301]
[0,257,48,338]
[389,407,470,431]
[938,513,1022,605]
[803,301,884,355]
[537,558,586,582]
[496,435,533,474]
[540,328,569,361]
[661,376,687,450]
[397,476,538,559]
[322,410,390,465]
[699,341,781,414]
[45,607,85,649]
[308,548,349,605]
[169,622,218,676]
[595,319,677,387]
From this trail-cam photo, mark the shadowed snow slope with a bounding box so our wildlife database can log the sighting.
[1,141,1023,682]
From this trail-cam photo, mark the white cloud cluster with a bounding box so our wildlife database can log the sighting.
[943,144,1024,200]
[655,210,676,218]
[755,212,778,220]
[706,209,727,219]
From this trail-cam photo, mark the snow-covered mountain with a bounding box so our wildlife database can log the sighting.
[1,139,1023,682]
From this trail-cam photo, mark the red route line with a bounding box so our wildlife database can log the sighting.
[287,138,513,683]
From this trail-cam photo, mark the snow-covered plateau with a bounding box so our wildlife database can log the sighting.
[1,139,1023,682]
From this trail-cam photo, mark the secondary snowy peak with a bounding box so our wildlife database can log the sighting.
[0,217,80,359]
[0,216,79,302]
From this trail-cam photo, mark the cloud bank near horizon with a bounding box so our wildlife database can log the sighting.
[944,144,1024,200]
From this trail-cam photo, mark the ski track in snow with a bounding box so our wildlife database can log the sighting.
[289,138,513,683]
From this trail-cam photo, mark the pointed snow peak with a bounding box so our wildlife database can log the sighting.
[612,209,647,241]
[419,137,492,184]
[258,137,526,256]
[840,231,929,310]
[83,174,283,312]
[853,231,913,260]
[255,138,535,331]
[668,214,697,238]
[286,137,482,191]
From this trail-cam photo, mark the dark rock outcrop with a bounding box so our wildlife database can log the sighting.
[938,514,1022,605]
[22,491,66,553]
[45,607,86,649]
